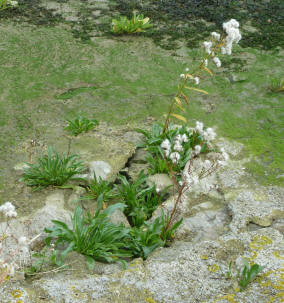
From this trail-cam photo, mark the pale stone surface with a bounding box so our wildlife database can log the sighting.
[28,191,72,246]
[66,185,86,211]
[147,173,173,192]
[175,208,230,242]
[228,187,284,233]
[1,229,282,303]
[89,160,111,180]
[108,208,130,228]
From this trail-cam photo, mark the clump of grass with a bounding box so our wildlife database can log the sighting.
[84,172,115,202]
[44,195,182,267]
[20,147,85,190]
[128,211,182,259]
[112,12,152,35]
[115,171,167,227]
[269,76,284,93]
[65,116,98,136]
[45,196,132,269]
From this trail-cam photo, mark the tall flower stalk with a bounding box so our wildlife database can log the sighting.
[163,19,242,134]
[163,19,241,233]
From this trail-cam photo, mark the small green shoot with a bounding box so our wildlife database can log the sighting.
[239,260,264,291]
[269,77,284,93]
[65,116,98,136]
[112,12,152,35]
[222,260,233,279]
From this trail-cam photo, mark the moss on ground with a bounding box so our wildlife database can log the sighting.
[0,4,283,192]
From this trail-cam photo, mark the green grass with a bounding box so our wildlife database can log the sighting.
[0,22,283,187]
[20,147,85,190]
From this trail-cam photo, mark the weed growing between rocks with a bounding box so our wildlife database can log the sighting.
[115,171,168,227]
[84,172,115,203]
[64,116,99,136]
[20,147,85,190]
[1,19,269,294]
[112,12,152,35]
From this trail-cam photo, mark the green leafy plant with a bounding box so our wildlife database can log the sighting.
[269,76,284,93]
[159,210,183,242]
[20,147,85,190]
[65,116,98,136]
[128,218,165,259]
[84,172,115,202]
[115,171,166,227]
[146,149,170,175]
[24,246,58,276]
[45,195,132,269]
[112,12,152,35]
[128,211,182,259]
[239,260,264,291]
[137,124,212,175]
[0,0,17,10]
[136,123,166,150]
[222,260,233,280]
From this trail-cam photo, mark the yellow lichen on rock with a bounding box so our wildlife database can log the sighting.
[249,235,273,250]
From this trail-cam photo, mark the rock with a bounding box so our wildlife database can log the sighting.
[52,132,135,183]
[123,131,144,146]
[13,162,29,175]
[89,160,111,181]
[215,138,243,157]
[228,187,284,233]
[128,163,149,180]
[271,218,284,235]
[28,191,71,246]
[131,148,148,163]
[108,208,130,228]
[183,157,221,199]
[0,218,30,265]
[1,227,283,303]
[191,201,214,212]
[147,173,173,193]
[175,208,230,242]
[66,186,86,211]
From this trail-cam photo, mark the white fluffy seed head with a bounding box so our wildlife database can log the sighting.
[194,77,200,85]
[211,32,220,40]
[181,134,188,142]
[203,41,212,54]
[213,57,222,68]
[161,139,171,150]
[170,152,180,164]
[195,121,204,133]
[194,145,201,154]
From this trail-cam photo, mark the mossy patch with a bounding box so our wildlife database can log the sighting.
[0,12,283,193]
[112,0,284,50]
